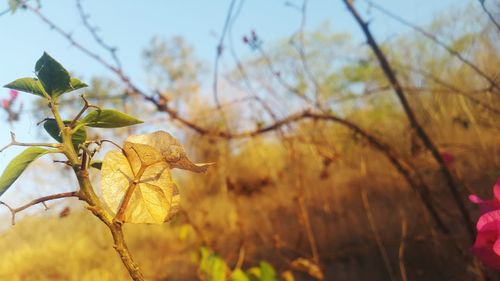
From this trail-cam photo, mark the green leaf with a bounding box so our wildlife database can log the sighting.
[0,147,50,197]
[35,52,71,97]
[43,119,87,149]
[3,77,86,98]
[258,262,278,281]
[81,109,143,128]
[199,247,228,281]
[231,269,250,281]
[89,161,102,170]
[67,77,88,93]
[4,77,46,97]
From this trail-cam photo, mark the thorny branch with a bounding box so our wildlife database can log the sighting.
[69,94,99,128]
[0,191,78,225]
[0,132,61,153]
[75,0,122,69]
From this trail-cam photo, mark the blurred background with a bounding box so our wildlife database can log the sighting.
[0,0,499,280]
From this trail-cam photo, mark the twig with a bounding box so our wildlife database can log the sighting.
[0,132,61,153]
[75,0,122,69]
[0,191,78,225]
[478,0,500,33]
[212,0,237,132]
[290,0,323,108]
[69,95,99,128]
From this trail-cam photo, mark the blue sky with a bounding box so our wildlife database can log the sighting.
[0,0,473,208]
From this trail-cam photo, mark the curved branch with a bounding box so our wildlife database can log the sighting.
[478,0,500,33]
[76,0,122,69]
[0,191,78,225]
[0,132,62,153]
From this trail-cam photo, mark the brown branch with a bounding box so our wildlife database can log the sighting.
[76,0,122,69]
[365,0,500,92]
[398,210,408,281]
[0,191,78,225]
[344,0,475,240]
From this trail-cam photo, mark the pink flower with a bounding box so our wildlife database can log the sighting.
[470,178,500,268]
[469,179,500,214]
[9,90,18,100]
[471,217,500,269]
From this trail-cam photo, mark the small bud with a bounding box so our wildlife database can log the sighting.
[242,36,249,44]
[9,90,19,100]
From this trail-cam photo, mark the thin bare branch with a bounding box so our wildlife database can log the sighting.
[212,0,238,132]
[0,191,78,225]
[478,0,500,33]
[0,132,61,153]
[75,0,122,69]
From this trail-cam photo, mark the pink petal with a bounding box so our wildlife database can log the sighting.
[493,178,500,202]
[494,238,500,256]
[471,222,500,269]
[469,194,484,204]
[477,210,500,231]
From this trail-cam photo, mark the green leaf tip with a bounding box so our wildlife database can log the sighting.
[81,109,143,128]
[4,77,46,97]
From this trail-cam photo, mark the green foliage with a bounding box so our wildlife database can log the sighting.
[231,269,250,281]
[4,53,88,99]
[199,247,228,281]
[69,77,88,92]
[245,262,278,281]
[198,247,279,281]
[43,119,87,149]
[4,77,46,97]
[81,109,143,128]
[34,52,72,97]
[0,147,50,196]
